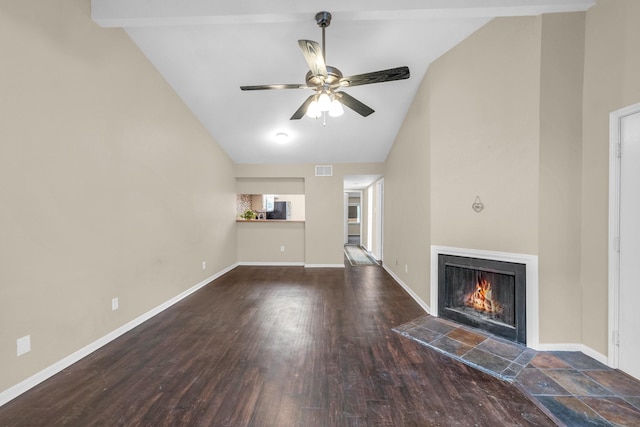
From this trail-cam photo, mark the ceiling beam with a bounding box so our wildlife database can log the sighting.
[92,0,595,28]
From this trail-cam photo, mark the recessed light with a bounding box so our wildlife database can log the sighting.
[275,132,289,144]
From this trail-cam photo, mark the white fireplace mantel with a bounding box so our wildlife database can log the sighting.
[430,246,539,349]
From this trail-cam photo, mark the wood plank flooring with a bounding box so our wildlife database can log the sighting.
[0,263,554,426]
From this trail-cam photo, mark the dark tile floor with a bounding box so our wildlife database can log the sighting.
[394,315,640,426]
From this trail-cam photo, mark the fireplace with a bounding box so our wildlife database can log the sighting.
[438,254,527,344]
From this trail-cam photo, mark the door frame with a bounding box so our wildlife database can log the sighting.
[375,179,384,261]
[608,101,640,368]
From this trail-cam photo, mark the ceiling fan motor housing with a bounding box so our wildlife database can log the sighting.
[315,11,331,28]
[305,66,343,88]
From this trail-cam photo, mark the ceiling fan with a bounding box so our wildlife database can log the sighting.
[240,11,410,120]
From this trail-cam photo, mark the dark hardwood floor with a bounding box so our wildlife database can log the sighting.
[0,262,554,426]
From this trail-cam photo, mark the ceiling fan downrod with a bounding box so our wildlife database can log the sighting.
[315,11,331,65]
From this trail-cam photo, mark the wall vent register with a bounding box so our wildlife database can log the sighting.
[315,165,333,177]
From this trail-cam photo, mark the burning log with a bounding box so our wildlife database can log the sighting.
[465,276,503,316]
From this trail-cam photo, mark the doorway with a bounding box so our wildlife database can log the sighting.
[345,191,362,246]
[609,102,640,380]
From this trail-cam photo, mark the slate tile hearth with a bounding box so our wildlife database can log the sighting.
[394,315,640,426]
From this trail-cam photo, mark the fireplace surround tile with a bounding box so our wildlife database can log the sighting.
[502,362,527,378]
[393,315,640,426]
[446,327,487,347]
[533,396,611,427]
[579,396,640,426]
[430,335,474,357]
[515,368,570,396]
[462,347,512,374]
[404,325,443,345]
[476,337,525,360]
[529,352,573,370]
[542,370,617,397]
[583,369,640,397]
[625,396,640,411]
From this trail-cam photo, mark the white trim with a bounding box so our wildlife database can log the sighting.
[0,263,238,408]
[304,263,345,268]
[536,343,608,365]
[430,246,539,349]
[608,101,640,369]
[237,262,305,267]
[383,265,431,314]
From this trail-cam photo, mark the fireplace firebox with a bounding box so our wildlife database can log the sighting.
[438,254,526,344]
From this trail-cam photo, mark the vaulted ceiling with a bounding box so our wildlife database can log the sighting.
[92,0,594,165]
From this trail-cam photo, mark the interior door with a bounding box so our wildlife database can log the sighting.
[619,110,640,380]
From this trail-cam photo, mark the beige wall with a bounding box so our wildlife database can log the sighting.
[237,222,305,264]
[236,178,304,194]
[235,163,384,266]
[429,16,542,255]
[384,71,432,303]
[581,0,640,353]
[538,13,585,345]
[0,0,236,393]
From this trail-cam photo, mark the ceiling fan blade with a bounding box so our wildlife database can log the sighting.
[240,84,308,91]
[298,40,328,79]
[339,66,410,87]
[290,94,316,120]
[334,92,374,117]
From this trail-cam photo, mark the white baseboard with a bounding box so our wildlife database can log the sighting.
[304,264,345,268]
[383,265,431,314]
[0,263,238,408]
[535,343,608,365]
[237,262,305,267]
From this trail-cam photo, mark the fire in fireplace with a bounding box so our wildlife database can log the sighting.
[438,254,526,344]
[465,276,504,318]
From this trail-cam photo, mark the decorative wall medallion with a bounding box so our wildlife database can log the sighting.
[472,196,484,213]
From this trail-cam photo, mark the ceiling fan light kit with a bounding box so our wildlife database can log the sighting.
[240,11,410,122]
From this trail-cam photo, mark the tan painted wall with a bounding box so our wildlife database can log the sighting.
[237,222,305,263]
[581,0,640,353]
[235,163,384,266]
[0,0,236,393]
[384,71,432,304]
[236,178,304,194]
[538,13,585,345]
[429,16,541,255]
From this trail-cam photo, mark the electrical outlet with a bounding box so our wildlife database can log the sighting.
[405,264,408,274]
[112,297,119,311]
[202,261,206,270]
[280,246,285,252]
[17,335,30,356]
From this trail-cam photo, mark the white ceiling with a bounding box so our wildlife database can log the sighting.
[92,0,593,166]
